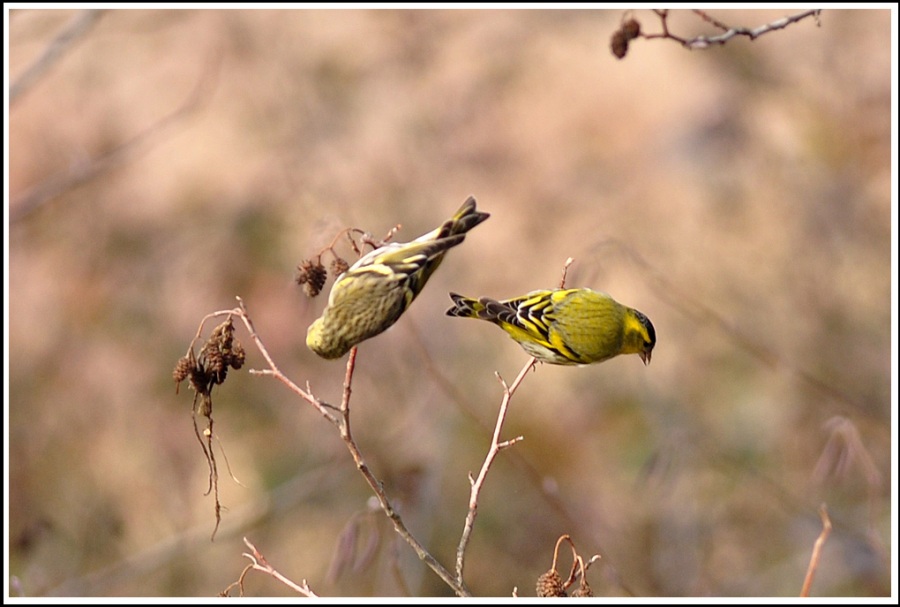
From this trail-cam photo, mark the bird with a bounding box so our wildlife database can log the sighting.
[307,196,490,359]
[446,288,655,366]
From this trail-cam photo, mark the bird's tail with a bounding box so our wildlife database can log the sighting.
[418,196,490,243]
[446,292,487,319]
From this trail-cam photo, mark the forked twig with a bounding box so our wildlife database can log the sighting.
[455,257,574,587]
[800,504,832,597]
[10,9,105,103]
[221,537,318,597]
[222,297,466,596]
[455,357,533,587]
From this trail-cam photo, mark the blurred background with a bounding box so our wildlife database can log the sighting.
[6,8,894,598]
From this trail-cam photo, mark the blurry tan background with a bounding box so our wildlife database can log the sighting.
[7,8,893,598]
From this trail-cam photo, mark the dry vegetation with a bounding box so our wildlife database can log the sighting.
[7,8,893,598]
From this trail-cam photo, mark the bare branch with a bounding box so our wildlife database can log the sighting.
[559,257,575,289]
[455,356,535,587]
[235,297,340,425]
[682,9,823,48]
[225,537,318,597]
[407,317,638,597]
[10,9,105,103]
[228,298,467,595]
[614,9,822,59]
[331,347,468,596]
[10,48,220,223]
[800,504,832,597]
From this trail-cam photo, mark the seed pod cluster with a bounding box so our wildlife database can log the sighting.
[535,534,600,598]
[173,318,245,396]
[610,17,642,59]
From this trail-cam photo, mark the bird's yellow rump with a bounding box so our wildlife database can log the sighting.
[307,196,489,359]
[446,288,655,366]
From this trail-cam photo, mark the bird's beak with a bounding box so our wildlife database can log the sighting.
[640,350,651,366]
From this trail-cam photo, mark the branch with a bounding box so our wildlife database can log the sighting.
[10,9,105,103]
[227,297,467,596]
[222,537,318,597]
[10,46,220,223]
[685,9,823,48]
[612,9,822,59]
[455,357,533,588]
[800,504,832,597]
[407,317,638,597]
[332,347,467,595]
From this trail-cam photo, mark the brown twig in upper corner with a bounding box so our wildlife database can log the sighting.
[612,9,822,58]
[10,9,105,103]
[648,8,822,49]
[800,504,832,597]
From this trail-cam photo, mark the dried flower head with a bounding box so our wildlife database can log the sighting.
[571,583,594,597]
[173,355,193,386]
[330,256,350,278]
[296,259,328,297]
[611,30,630,59]
[622,18,641,40]
[536,569,566,597]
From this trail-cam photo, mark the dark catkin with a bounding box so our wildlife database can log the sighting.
[611,30,630,59]
[330,256,350,277]
[622,18,641,40]
[536,569,567,597]
[229,341,245,370]
[173,355,193,385]
[572,580,594,597]
[175,318,245,396]
[296,259,328,297]
[189,365,211,396]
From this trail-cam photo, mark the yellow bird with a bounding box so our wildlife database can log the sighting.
[446,288,656,366]
[307,196,489,359]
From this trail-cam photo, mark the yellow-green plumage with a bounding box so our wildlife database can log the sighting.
[446,288,656,366]
[307,196,489,359]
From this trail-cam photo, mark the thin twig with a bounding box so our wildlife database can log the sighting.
[454,357,534,587]
[234,537,318,597]
[800,504,832,597]
[235,297,339,425]
[559,257,575,288]
[453,257,572,588]
[10,45,220,223]
[333,347,468,596]
[231,297,466,596]
[645,9,821,49]
[10,9,105,103]
[407,318,637,596]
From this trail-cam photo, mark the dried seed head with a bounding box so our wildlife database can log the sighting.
[572,579,594,597]
[296,259,328,297]
[622,18,641,40]
[536,569,567,597]
[229,341,245,370]
[189,365,211,396]
[205,347,226,380]
[611,30,629,59]
[173,355,193,385]
[330,256,350,277]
